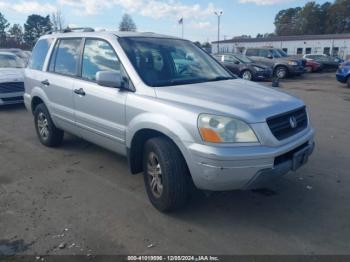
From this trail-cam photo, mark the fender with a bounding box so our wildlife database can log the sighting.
[126,112,196,167]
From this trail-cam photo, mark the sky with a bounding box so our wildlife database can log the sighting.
[0,0,329,43]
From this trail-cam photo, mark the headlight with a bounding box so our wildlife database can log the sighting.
[198,114,258,143]
[288,61,298,66]
[253,66,264,71]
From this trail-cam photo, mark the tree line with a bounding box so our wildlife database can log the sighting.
[0,12,137,50]
[274,0,350,36]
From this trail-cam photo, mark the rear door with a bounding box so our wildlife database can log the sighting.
[25,38,54,107]
[73,38,128,154]
[44,38,83,134]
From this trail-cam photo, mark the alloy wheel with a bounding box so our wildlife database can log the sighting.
[37,112,49,140]
[147,152,163,198]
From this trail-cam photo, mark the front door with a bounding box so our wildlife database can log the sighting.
[73,38,128,154]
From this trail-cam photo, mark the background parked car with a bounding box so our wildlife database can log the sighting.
[336,61,350,88]
[0,48,31,66]
[213,53,272,81]
[305,59,323,73]
[245,47,305,79]
[0,51,25,105]
[303,54,341,71]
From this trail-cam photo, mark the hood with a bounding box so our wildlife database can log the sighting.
[155,79,304,123]
[0,68,24,83]
[250,62,271,69]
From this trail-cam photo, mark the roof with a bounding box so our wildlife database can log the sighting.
[41,31,180,40]
[212,33,350,44]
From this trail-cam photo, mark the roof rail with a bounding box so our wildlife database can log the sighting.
[63,27,95,33]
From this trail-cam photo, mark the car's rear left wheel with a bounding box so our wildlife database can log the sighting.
[34,103,64,147]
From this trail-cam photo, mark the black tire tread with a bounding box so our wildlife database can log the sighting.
[274,65,288,79]
[143,137,191,212]
[34,103,64,147]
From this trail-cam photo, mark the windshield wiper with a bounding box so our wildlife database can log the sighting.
[207,76,234,82]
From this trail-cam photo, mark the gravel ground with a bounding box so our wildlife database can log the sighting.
[0,72,350,256]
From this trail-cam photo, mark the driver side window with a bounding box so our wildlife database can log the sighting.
[81,39,121,81]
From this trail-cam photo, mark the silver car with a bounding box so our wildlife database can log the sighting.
[0,51,25,105]
[24,31,315,212]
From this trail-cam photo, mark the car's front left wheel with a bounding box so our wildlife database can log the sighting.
[34,103,64,147]
[241,70,253,81]
[143,137,192,212]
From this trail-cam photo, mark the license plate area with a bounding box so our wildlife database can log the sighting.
[292,146,310,171]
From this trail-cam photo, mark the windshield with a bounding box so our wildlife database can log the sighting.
[119,37,234,87]
[234,54,253,63]
[276,49,288,57]
[0,54,25,68]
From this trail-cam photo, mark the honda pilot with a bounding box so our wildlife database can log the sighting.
[24,30,315,212]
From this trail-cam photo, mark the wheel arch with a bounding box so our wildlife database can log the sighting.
[126,115,195,175]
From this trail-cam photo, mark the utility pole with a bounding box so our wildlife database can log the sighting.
[214,11,223,54]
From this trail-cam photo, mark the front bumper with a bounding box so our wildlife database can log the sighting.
[336,73,347,83]
[185,127,315,191]
[288,65,305,75]
[254,69,273,80]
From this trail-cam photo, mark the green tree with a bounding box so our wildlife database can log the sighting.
[8,24,24,44]
[299,2,324,34]
[24,14,52,48]
[274,7,302,35]
[0,12,10,44]
[119,14,137,32]
[325,0,350,33]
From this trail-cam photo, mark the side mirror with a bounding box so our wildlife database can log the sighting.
[267,54,273,59]
[234,60,240,65]
[96,71,123,88]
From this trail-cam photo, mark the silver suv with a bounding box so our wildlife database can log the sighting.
[24,31,315,212]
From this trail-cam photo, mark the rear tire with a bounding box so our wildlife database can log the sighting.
[143,137,191,212]
[274,66,288,79]
[347,77,350,88]
[34,103,64,147]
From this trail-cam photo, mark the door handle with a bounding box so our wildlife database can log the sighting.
[74,88,86,96]
[41,79,50,86]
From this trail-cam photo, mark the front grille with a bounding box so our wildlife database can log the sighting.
[267,107,308,140]
[0,82,24,93]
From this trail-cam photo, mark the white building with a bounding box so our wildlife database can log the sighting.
[212,34,350,59]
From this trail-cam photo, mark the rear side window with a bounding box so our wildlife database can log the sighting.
[81,39,120,81]
[49,38,82,76]
[246,49,258,56]
[29,38,53,70]
[259,49,270,57]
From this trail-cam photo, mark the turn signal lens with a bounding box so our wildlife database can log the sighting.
[199,128,222,143]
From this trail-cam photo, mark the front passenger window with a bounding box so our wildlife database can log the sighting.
[82,39,120,81]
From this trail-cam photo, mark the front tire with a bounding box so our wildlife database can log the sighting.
[34,103,64,147]
[274,66,288,79]
[143,137,191,212]
[347,77,350,88]
[241,70,253,81]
